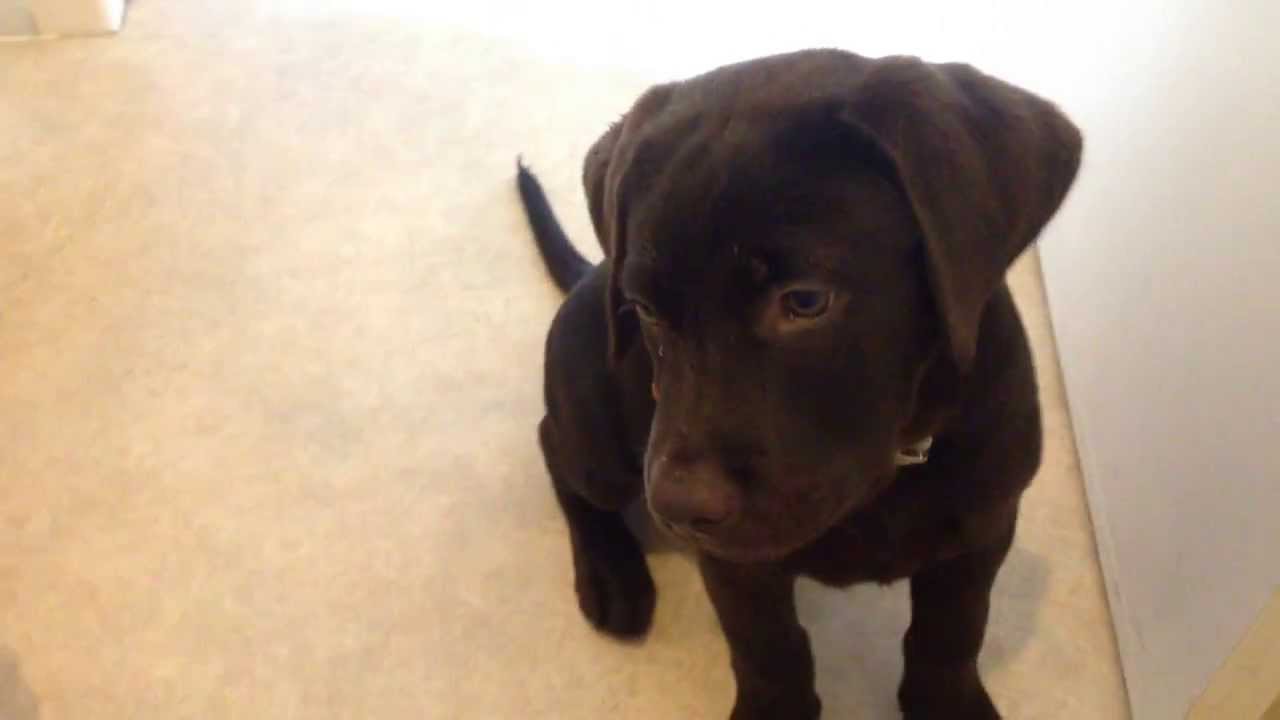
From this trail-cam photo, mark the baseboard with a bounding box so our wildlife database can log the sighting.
[1190,590,1280,720]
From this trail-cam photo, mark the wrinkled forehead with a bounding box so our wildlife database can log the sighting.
[620,109,918,284]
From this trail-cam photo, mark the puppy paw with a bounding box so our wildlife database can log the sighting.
[902,697,999,720]
[900,677,1000,720]
[572,540,656,638]
[729,690,821,720]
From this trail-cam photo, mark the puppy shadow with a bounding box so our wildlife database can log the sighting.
[0,645,41,720]
[982,543,1052,668]
[628,502,1051,670]
[796,542,1050,718]
[621,502,1051,718]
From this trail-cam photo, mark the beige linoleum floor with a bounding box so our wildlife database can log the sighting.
[0,3,1128,718]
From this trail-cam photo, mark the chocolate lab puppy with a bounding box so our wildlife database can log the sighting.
[517,49,1081,719]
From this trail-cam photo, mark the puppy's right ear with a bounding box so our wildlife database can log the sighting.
[584,86,674,365]
[838,57,1082,372]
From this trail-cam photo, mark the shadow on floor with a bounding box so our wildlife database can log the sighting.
[982,542,1052,668]
[628,499,1051,668]
[801,542,1050,718]
[624,498,1051,717]
[0,645,40,720]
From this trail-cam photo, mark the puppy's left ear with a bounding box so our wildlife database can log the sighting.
[585,86,676,365]
[841,58,1083,371]
[582,118,624,257]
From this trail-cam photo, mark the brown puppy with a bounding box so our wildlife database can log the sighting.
[518,49,1081,720]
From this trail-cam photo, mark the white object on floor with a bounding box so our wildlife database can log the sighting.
[1,0,124,36]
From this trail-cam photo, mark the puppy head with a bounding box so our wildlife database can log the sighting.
[586,51,1082,562]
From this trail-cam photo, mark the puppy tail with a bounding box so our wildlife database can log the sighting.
[516,157,593,293]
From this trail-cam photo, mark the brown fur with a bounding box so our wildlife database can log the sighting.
[519,48,1082,719]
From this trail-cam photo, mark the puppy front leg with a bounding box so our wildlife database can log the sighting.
[540,418,654,638]
[700,556,820,720]
[897,518,1016,720]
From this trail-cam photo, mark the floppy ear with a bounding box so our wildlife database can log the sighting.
[583,86,675,365]
[841,57,1083,371]
[583,118,623,257]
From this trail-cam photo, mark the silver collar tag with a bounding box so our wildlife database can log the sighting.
[894,436,933,467]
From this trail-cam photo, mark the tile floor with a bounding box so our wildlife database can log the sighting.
[0,2,1128,717]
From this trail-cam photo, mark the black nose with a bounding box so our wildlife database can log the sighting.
[647,457,742,531]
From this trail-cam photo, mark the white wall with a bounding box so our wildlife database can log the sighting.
[1038,2,1280,718]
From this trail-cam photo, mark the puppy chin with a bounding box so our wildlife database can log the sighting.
[706,472,898,564]
[651,518,797,564]
[694,537,798,565]
[659,468,901,564]
[691,518,837,564]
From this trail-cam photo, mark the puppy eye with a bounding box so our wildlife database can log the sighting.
[780,288,833,319]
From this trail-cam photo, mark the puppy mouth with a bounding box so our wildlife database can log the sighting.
[689,530,815,564]
[652,510,822,564]
[652,470,899,564]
